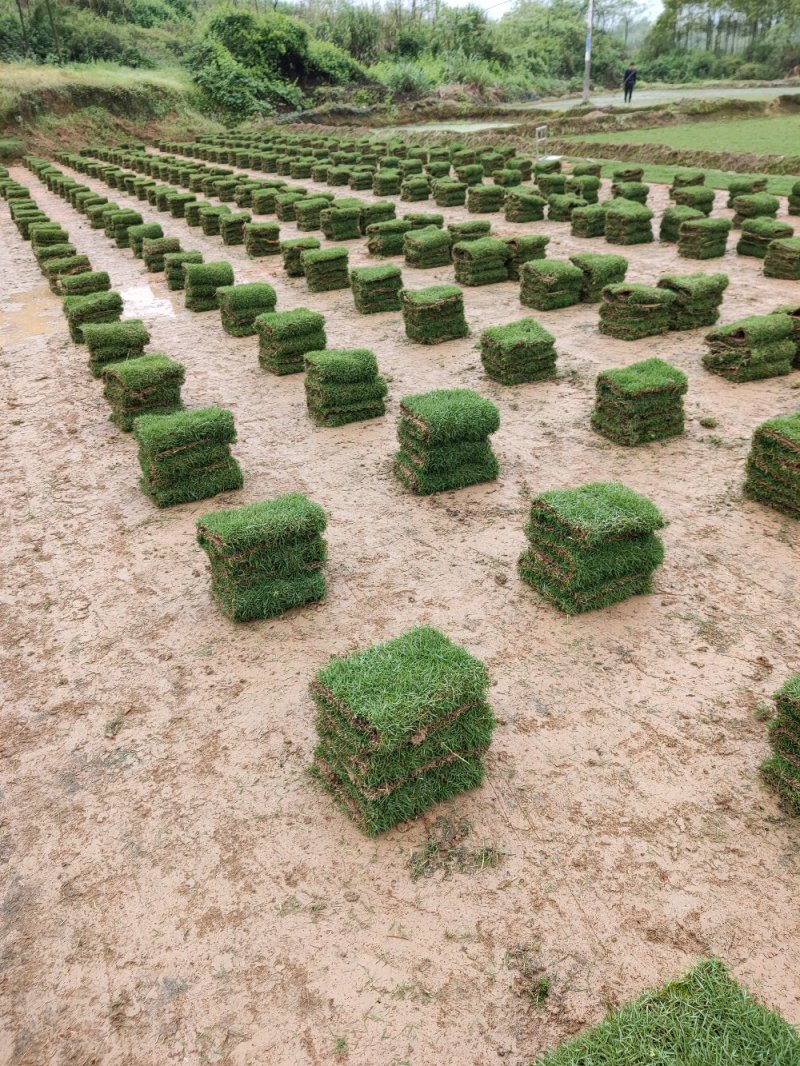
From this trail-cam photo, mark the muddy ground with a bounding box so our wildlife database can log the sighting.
[1,158,799,1066]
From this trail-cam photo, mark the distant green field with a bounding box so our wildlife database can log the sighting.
[564,114,800,156]
[560,158,798,195]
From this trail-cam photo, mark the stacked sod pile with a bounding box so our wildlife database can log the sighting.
[433,179,466,207]
[304,348,387,427]
[678,217,732,259]
[744,412,800,518]
[703,315,794,382]
[571,204,609,239]
[736,218,793,258]
[518,481,666,614]
[448,220,491,244]
[350,265,402,314]
[302,248,349,292]
[403,226,451,268]
[102,354,185,431]
[60,271,110,297]
[504,235,550,281]
[217,283,277,337]
[295,196,330,231]
[244,222,280,258]
[366,219,413,257]
[394,389,499,494]
[404,212,444,229]
[764,238,800,280]
[726,176,767,207]
[566,175,600,203]
[761,675,800,815]
[321,205,361,241]
[505,190,546,222]
[256,308,326,375]
[133,406,243,507]
[671,185,715,214]
[480,318,557,385]
[143,237,181,273]
[520,260,583,311]
[164,251,203,291]
[732,192,779,227]
[452,238,509,285]
[373,169,401,196]
[184,262,234,312]
[660,205,704,242]
[281,236,320,277]
[599,284,677,340]
[789,180,800,215]
[83,320,150,378]
[129,223,163,257]
[657,272,729,330]
[604,200,654,245]
[772,304,800,365]
[63,291,123,344]
[548,193,587,221]
[569,253,628,302]
[311,626,495,835]
[611,181,649,204]
[467,184,504,212]
[196,493,327,622]
[401,286,468,344]
[591,358,688,446]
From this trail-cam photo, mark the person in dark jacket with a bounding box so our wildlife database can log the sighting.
[623,63,637,103]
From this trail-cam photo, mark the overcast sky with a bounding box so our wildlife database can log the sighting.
[444,0,664,21]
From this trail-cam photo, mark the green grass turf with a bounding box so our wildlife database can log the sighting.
[534,958,800,1065]
[400,388,500,444]
[311,626,489,751]
[563,114,800,157]
[530,481,665,545]
[565,158,798,197]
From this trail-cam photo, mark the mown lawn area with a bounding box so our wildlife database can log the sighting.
[563,114,800,155]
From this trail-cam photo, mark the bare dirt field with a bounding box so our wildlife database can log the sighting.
[1,156,799,1066]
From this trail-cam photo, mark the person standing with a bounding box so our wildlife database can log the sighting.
[623,63,637,104]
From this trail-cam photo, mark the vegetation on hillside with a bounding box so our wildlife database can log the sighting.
[1,0,800,126]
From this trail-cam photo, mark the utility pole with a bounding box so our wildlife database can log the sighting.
[582,0,594,103]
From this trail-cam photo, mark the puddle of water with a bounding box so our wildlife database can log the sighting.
[0,284,60,344]
[120,285,175,319]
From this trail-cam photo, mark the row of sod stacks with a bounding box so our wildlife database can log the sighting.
[604,200,654,244]
[394,389,499,494]
[737,218,793,258]
[480,318,557,385]
[572,204,609,238]
[63,291,123,343]
[518,482,666,614]
[245,222,280,257]
[184,261,234,312]
[703,315,794,382]
[350,265,402,313]
[678,217,732,259]
[83,319,150,378]
[133,406,243,507]
[311,626,495,835]
[505,235,549,281]
[570,252,628,301]
[257,308,327,375]
[102,354,185,431]
[164,251,203,291]
[401,285,468,344]
[520,260,583,310]
[764,238,800,280]
[453,238,509,285]
[404,226,451,268]
[367,219,413,257]
[196,493,327,622]
[761,675,800,815]
[282,237,320,276]
[660,205,704,242]
[505,190,546,222]
[591,358,688,446]
[218,283,277,337]
[302,248,349,291]
[744,412,800,518]
[658,272,728,330]
[304,348,387,427]
[599,284,677,340]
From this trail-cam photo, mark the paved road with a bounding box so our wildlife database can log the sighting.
[398,84,800,132]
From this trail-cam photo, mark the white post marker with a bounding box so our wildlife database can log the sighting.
[535,125,549,161]
[582,0,594,104]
